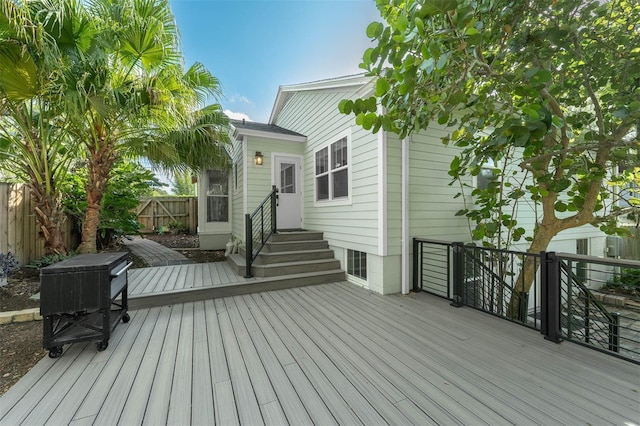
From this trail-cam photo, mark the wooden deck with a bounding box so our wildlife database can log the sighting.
[2,282,639,424]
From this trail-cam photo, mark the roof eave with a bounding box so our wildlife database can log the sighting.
[268,74,374,124]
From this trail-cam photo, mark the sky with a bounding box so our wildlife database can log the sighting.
[169,0,381,124]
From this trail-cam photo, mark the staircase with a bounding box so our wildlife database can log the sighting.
[228,231,345,285]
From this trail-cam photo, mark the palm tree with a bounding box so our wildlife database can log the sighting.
[0,0,83,255]
[64,0,229,253]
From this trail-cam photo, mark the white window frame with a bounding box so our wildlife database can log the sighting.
[346,249,368,286]
[314,129,352,206]
[205,169,230,223]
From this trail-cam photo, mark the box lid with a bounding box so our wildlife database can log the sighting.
[40,252,128,274]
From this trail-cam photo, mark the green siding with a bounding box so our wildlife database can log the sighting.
[276,89,381,255]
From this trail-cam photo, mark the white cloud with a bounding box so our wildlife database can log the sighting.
[229,94,253,105]
[224,110,252,121]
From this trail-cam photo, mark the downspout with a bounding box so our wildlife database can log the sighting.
[401,137,410,295]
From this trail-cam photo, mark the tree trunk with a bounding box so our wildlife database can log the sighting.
[506,221,558,320]
[78,144,115,254]
[27,183,68,256]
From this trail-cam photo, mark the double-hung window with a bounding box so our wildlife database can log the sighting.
[206,169,229,222]
[315,136,349,201]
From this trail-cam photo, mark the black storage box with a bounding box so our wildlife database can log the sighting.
[40,252,132,358]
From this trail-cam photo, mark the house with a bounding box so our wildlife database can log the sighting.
[197,74,608,294]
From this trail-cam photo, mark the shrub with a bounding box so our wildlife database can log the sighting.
[0,252,19,278]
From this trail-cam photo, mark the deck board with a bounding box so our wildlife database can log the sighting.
[2,282,639,425]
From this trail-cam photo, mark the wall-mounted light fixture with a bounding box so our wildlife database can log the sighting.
[254,151,263,166]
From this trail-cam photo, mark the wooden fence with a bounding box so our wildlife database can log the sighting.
[0,183,76,265]
[135,197,197,234]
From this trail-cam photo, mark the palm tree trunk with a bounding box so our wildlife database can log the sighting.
[28,184,68,256]
[78,144,115,254]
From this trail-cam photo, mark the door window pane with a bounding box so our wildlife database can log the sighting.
[280,163,295,194]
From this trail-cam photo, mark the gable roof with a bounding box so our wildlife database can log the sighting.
[268,74,374,124]
[230,119,307,142]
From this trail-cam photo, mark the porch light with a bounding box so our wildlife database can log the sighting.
[254,151,263,166]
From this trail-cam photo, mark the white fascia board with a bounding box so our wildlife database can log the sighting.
[235,127,306,143]
[269,74,374,124]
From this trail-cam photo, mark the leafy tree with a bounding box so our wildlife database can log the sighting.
[0,0,77,255]
[172,171,195,196]
[61,159,162,248]
[342,0,640,315]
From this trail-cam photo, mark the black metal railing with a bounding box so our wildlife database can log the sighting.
[413,238,640,364]
[462,246,541,328]
[245,186,278,277]
[413,239,541,329]
[553,253,639,362]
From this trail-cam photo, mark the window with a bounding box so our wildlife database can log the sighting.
[206,169,229,222]
[234,163,238,192]
[315,136,348,201]
[476,159,497,191]
[347,249,367,280]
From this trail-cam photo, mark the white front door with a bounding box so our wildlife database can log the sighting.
[274,155,302,230]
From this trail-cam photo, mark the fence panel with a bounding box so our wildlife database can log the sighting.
[135,197,197,234]
[0,183,75,264]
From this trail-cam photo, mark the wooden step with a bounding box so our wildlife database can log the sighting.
[252,249,335,265]
[269,231,324,242]
[128,269,346,310]
[264,240,329,253]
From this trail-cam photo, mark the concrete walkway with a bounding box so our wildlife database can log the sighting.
[122,236,193,266]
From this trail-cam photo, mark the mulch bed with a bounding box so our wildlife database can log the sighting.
[0,234,225,396]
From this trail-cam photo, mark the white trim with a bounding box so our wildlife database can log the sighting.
[401,137,410,295]
[345,249,369,288]
[377,108,388,257]
[269,74,374,124]
[233,127,306,143]
[242,136,248,241]
[271,152,305,229]
[312,129,352,207]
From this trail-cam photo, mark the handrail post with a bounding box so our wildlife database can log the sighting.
[271,185,278,234]
[542,251,561,343]
[244,214,253,278]
[412,238,420,292]
[609,312,620,353]
[451,242,464,307]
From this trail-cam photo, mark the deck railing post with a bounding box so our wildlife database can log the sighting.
[451,242,464,307]
[244,214,253,278]
[541,251,561,343]
[609,312,620,353]
[412,238,420,292]
[271,185,278,234]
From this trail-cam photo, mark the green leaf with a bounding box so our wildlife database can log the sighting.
[421,0,458,16]
[375,78,390,96]
[338,99,353,114]
[397,14,409,32]
[366,22,384,38]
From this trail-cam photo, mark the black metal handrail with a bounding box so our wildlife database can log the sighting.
[558,258,618,353]
[244,186,278,277]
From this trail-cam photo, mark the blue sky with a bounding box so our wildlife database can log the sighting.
[169,0,381,123]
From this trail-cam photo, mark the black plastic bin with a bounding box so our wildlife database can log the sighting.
[40,252,132,358]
